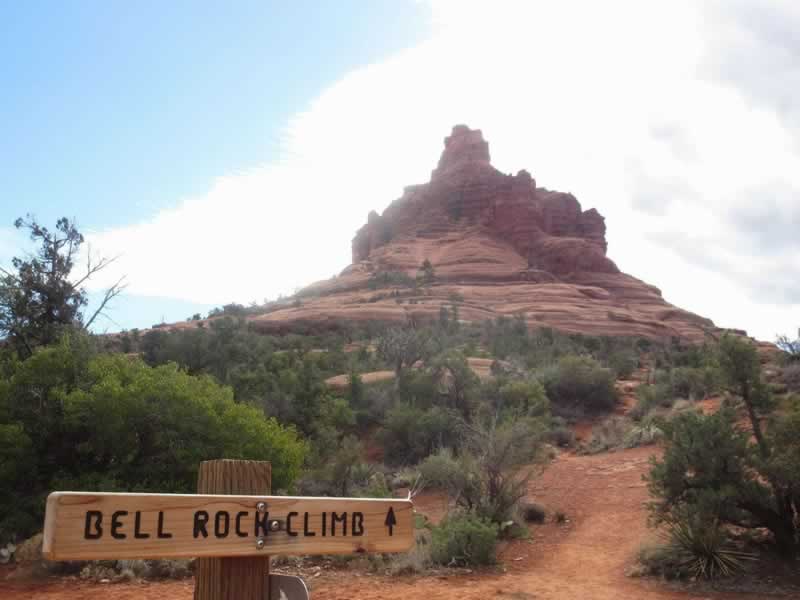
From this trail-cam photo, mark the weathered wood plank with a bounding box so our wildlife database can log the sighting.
[194,459,271,600]
[42,491,414,561]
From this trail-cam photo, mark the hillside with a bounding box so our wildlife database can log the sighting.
[247,125,721,342]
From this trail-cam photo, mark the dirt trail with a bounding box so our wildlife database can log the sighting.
[1,446,769,600]
[310,447,762,600]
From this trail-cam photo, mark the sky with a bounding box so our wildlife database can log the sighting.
[1,0,798,341]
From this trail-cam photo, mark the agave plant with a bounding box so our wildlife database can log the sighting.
[666,517,756,579]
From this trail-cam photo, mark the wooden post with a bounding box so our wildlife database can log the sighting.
[194,459,271,600]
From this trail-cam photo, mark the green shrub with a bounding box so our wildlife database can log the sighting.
[388,527,432,574]
[582,416,632,454]
[669,367,718,400]
[648,390,800,557]
[781,363,800,392]
[608,350,638,379]
[667,515,755,579]
[0,344,306,540]
[418,448,462,490]
[455,418,545,525]
[496,379,549,419]
[483,315,531,359]
[430,513,498,567]
[636,541,689,580]
[637,515,755,581]
[379,405,460,466]
[417,260,436,285]
[547,416,575,447]
[448,291,465,303]
[368,271,416,290]
[359,472,392,498]
[624,418,664,447]
[629,383,673,421]
[540,356,617,416]
[300,434,369,497]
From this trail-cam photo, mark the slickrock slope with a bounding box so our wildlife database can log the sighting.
[252,125,718,342]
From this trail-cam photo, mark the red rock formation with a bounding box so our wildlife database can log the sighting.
[351,126,616,277]
[251,125,722,342]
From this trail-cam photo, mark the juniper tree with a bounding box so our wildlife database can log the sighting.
[648,335,800,556]
[0,216,124,357]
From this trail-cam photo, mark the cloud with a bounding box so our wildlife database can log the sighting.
[627,161,698,216]
[726,182,800,252]
[702,0,800,139]
[85,0,800,341]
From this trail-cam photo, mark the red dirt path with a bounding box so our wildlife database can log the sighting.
[1,446,775,600]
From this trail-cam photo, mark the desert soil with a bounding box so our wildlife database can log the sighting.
[0,444,777,600]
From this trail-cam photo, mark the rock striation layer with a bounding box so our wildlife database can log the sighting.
[252,126,719,342]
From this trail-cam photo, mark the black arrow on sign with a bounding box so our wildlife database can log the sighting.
[384,506,397,536]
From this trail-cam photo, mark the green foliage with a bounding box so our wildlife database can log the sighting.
[448,291,465,303]
[547,416,575,447]
[780,363,800,392]
[301,434,364,496]
[437,304,461,334]
[637,513,755,581]
[138,318,344,435]
[716,335,777,463]
[624,418,664,447]
[483,315,530,359]
[0,216,121,357]
[379,404,460,466]
[608,349,638,379]
[668,366,719,400]
[648,398,800,556]
[666,512,755,579]
[376,327,437,378]
[630,383,674,421]
[418,416,545,528]
[432,351,481,418]
[495,379,549,419]
[455,417,545,525]
[539,355,617,416]
[368,271,416,290]
[654,340,717,370]
[430,513,498,567]
[417,259,436,285]
[345,371,365,408]
[636,542,687,580]
[418,448,462,490]
[0,423,37,536]
[0,337,306,540]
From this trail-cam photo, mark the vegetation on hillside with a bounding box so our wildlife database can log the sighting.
[647,335,800,573]
[1,216,798,574]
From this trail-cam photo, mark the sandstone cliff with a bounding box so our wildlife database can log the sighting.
[251,125,718,342]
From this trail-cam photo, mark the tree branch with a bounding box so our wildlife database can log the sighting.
[72,249,120,290]
[84,276,127,330]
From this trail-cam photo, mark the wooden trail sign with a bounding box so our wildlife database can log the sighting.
[43,491,414,561]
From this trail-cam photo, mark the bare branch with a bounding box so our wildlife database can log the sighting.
[72,250,121,290]
[84,276,127,330]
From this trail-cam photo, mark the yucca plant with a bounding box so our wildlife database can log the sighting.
[666,517,756,579]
